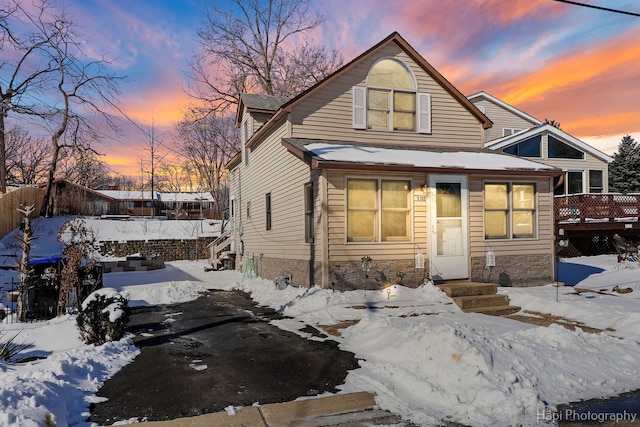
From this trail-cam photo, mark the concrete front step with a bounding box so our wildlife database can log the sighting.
[464,305,521,316]
[438,282,497,298]
[453,294,510,310]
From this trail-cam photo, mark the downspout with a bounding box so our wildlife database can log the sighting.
[321,169,329,289]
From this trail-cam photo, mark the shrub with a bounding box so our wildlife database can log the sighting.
[76,288,130,345]
[0,332,29,362]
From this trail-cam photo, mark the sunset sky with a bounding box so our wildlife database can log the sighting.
[38,0,640,176]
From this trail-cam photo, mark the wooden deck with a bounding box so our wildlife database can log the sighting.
[555,193,640,231]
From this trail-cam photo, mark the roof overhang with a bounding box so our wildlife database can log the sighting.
[282,138,562,177]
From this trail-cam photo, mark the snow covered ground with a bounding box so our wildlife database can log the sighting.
[0,218,639,426]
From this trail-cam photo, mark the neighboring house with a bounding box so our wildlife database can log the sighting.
[467,91,541,142]
[96,190,216,218]
[49,181,216,218]
[156,192,216,219]
[468,91,613,195]
[226,32,561,289]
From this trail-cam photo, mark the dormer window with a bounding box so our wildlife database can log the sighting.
[353,58,431,133]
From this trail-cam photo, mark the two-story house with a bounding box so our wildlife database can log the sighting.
[227,33,561,289]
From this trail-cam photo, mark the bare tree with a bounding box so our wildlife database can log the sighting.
[108,174,139,191]
[0,1,126,215]
[138,120,168,215]
[16,204,35,322]
[158,162,194,193]
[57,149,112,189]
[5,126,51,185]
[187,0,343,111]
[175,112,239,219]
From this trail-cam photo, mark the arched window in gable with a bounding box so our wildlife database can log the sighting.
[353,58,431,133]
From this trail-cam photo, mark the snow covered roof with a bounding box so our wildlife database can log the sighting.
[95,190,214,202]
[484,124,614,163]
[283,139,560,175]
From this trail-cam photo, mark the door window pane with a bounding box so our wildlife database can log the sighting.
[437,219,463,256]
[436,183,461,217]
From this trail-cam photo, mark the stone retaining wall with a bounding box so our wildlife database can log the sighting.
[97,237,217,262]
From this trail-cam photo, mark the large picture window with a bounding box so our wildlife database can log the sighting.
[484,182,536,239]
[548,136,584,159]
[347,178,410,242]
[502,135,541,157]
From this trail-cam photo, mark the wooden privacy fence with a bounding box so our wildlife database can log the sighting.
[0,187,45,238]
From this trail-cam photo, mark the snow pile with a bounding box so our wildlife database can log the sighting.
[213,268,640,426]
[0,330,138,427]
[0,214,639,427]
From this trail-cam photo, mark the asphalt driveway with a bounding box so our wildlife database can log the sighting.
[89,289,360,425]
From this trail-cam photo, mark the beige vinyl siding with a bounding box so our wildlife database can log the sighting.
[473,99,538,143]
[325,170,427,262]
[234,121,315,263]
[468,174,554,261]
[290,44,484,149]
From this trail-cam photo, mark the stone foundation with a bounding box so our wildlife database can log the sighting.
[470,253,553,287]
[328,259,428,290]
[238,255,322,288]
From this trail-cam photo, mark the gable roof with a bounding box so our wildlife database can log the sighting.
[283,138,560,176]
[484,124,614,163]
[467,91,541,126]
[241,32,493,153]
[236,93,291,126]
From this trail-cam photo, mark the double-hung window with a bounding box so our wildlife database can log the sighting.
[353,58,431,133]
[347,178,410,242]
[484,182,536,239]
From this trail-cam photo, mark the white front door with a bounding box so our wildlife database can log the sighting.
[429,174,469,280]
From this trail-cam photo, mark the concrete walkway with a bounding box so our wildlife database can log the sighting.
[139,391,413,427]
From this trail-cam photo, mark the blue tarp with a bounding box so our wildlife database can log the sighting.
[29,255,67,265]
[556,261,604,286]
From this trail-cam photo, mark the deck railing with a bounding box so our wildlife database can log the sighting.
[554,193,640,224]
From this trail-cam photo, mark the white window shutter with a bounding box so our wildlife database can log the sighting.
[417,93,431,134]
[352,86,367,129]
